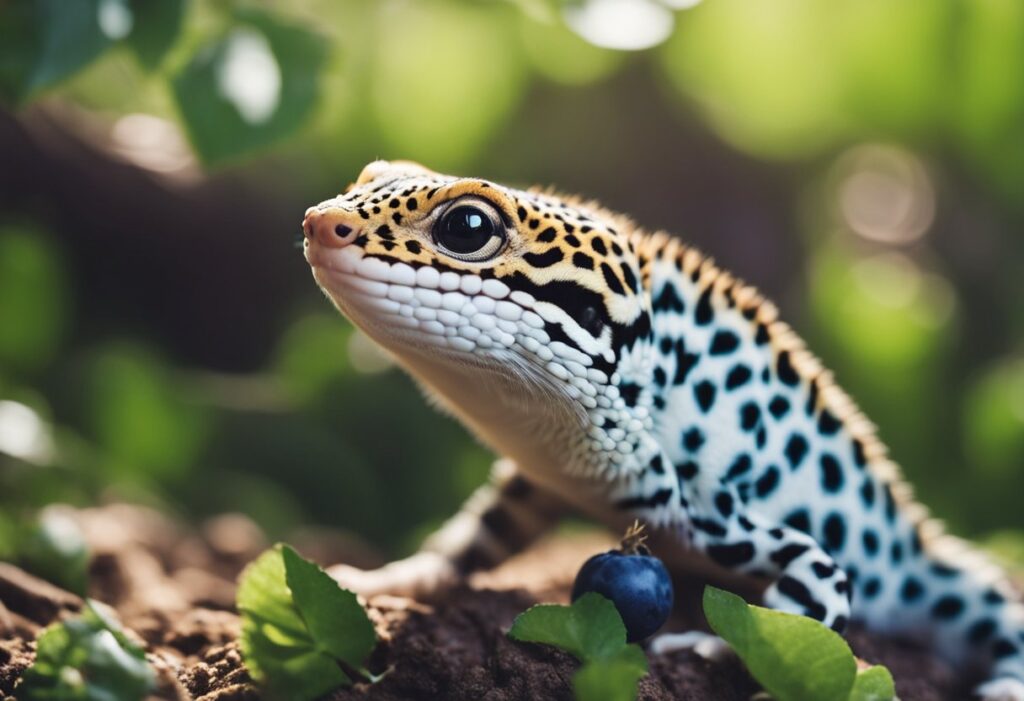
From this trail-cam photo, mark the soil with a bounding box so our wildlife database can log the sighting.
[0,504,974,700]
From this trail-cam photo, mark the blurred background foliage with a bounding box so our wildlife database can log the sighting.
[0,0,1023,564]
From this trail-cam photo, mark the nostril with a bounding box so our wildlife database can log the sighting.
[334,223,353,238]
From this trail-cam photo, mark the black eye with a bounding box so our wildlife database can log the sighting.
[433,203,505,260]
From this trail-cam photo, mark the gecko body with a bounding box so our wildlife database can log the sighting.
[302,160,1024,699]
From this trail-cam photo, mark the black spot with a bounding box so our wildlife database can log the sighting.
[620,382,641,408]
[861,529,879,557]
[755,323,770,345]
[707,542,755,567]
[714,492,734,518]
[673,342,700,385]
[851,438,867,468]
[620,264,639,293]
[932,595,965,620]
[811,561,836,578]
[784,509,812,534]
[682,428,704,452]
[692,517,726,537]
[524,248,564,268]
[768,395,790,419]
[993,639,1019,659]
[984,589,1005,606]
[724,454,752,481]
[862,577,881,599]
[820,453,843,493]
[676,461,699,480]
[776,576,826,621]
[528,218,540,229]
[653,367,667,386]
[901,577,924,602]
[785,434,809,470]
[726,364,753,390]
[805,380,819,416]
[930,563,960,578]
[659,337,673,354]
[537,227,557,243]
[770,543,809,568]
[653,284,685,313]
[694,381,717,412]
[572,252,595,270]
[564,234,581,247]
[822,513,846,553]
[859,479,875,509]
[740,402,761,431]
[404,240,422,254]
[406,197,418,210]
[600,263,626,295]
[376,224,392,237]
[890,542,903,564]
[591,238,607,255]
[695,288,714,325]
[389,197,400,207]
[737,515,755,531]
[615,488,673,511]
[710,330,740,355]
[379,240,396,251]
[776,351,799,386]
[883,484,897,523]
[580,305,603,336]
[769,528,785,540]
[516,206,528,222]
[755,427,767,449]
[755,466,780,498]
[910,531,923,556]
[818,409,841,435]
[968,618,997,644]
[611,241,623,255]
[648,455,665,474]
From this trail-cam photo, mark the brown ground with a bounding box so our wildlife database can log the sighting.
[0,505,974,700]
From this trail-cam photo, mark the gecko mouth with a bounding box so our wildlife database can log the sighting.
[305,241,612,417]
[305,242,547,358]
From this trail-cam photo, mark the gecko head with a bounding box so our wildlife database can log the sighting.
[303,160,654,411]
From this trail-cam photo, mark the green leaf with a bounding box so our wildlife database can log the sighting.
[237,544,377,701]
[282,545,376,667]
[849,666,896,701]
[20,508,90,596]
[573,646,648,701]
[123,0,186,70]
[171,8,329,165]
[703,586,858,701]
[508,592,630,663]
[24,0,114,98]
[18,600,155,701]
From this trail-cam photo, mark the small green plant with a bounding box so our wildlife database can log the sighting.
[508,592,648,701]
[703,586,895,701]
[17,600,156,701]
[236,544,378,701]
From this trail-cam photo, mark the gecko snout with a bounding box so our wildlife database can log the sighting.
[303,207,361,249]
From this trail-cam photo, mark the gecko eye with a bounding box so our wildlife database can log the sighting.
[433,201,506,261]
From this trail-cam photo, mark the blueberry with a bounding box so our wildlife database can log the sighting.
[571,531,673,642]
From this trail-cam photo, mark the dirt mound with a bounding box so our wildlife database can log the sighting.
[0,504,969,700]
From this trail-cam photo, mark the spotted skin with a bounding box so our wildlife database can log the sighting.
[303,161,1024,699]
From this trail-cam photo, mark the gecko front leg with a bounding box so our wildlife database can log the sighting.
[328,459,568,598]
